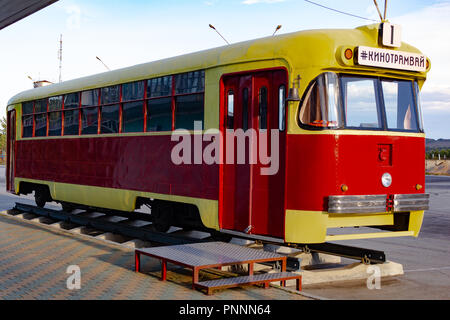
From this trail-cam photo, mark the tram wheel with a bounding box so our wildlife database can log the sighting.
[151,203,172,233]
[34,187,50,208]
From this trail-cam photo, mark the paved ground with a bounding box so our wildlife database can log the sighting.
[0,213,307,300]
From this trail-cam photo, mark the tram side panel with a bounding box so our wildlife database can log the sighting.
[14,134,219,211]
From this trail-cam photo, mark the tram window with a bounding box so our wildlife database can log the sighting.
[22,102,34,115]
[299,72,341,129]
[123,81,145,101]
[34,113,47,137]
[382,80,418,131]
[81,107,99,135]
[81,89,99,107]
[22,101,34,137]
[175,71,205,94]
[49,112,62,136]
[34,99,47,113]
[342,78,382,129]
[259,87,267,130]
[22,115,33,138]
[148,76,172,98]
[414,82,424,132]
[48,96,63,111]
[100,104,120,134]
[101,85,120,104]
[123,101,144,133]
[147,97,172,132]
[175,94,204,130]
[279,85,286,131]
[63,109,79,135]
[64,92,80,109]
[242,88,249,131]
[227,91,234,129]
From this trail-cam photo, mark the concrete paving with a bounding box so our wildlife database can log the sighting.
[0,212,308,300]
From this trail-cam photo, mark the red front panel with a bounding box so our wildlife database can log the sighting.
[286,134,425,211]
[15,135,219,200]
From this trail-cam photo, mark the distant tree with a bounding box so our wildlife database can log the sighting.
[0,116,6,152]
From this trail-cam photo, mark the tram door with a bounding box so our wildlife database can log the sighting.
[6,110,16,192]
[221,70,287,238]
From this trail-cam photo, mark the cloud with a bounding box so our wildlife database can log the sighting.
[65,5,82,30]
[242,0,286,4]
[204,0,218,5]
[392,2,450,116]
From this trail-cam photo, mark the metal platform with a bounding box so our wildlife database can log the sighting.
[135,241,302,295]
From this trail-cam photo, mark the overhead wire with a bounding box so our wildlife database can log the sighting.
[303,0,378,22]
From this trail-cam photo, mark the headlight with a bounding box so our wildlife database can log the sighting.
[381,173,392,188]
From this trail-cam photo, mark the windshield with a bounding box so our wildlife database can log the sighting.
[299,73,423,132]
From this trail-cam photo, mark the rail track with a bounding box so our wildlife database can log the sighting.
[8,202,386,266]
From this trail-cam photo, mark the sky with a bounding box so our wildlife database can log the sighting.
[0,0,449,139]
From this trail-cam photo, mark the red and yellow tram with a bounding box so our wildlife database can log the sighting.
[6,22,430,244]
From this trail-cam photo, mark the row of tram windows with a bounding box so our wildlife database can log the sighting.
[21,70,205,138]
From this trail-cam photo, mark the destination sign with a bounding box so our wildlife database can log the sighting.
[357,46,427,72]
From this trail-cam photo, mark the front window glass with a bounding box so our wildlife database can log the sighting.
[414,82,424,132]
[341,77,382,129]
[299,72,341,128]
[299,73,423,132]
[382,80,418,131]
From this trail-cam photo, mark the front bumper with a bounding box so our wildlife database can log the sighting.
[328,193,430,214]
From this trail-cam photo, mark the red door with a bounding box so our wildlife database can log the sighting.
[221,69,287,238]
[6,110,16,192]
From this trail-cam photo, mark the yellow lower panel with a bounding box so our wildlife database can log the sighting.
[285,209,422,244]
[408,210,424,237]
[15,178,219,230]
[325,231,414,241]
[328,212,393,228]
[285,210,328,244]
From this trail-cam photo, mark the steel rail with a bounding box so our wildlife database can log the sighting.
[11,202,386,264]
[12,202,210,246]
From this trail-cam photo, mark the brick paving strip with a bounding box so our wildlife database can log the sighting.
[0,212,308,300]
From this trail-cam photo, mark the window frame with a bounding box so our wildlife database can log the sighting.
[19,69,206,138]
[298,73,423,133]
[174,71,205,130]
[339,75,385,131]
[33,98,48,137]
[146,75,174,132]
[63,92,80,136]
[80,89,100,135]
[378,78,422,133]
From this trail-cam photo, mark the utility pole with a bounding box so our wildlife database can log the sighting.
[58,34,63,83]
[209,24,230,45]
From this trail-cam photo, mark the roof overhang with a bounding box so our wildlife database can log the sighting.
[0,0,58,30]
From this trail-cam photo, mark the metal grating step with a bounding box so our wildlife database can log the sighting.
[195,272,302,295]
